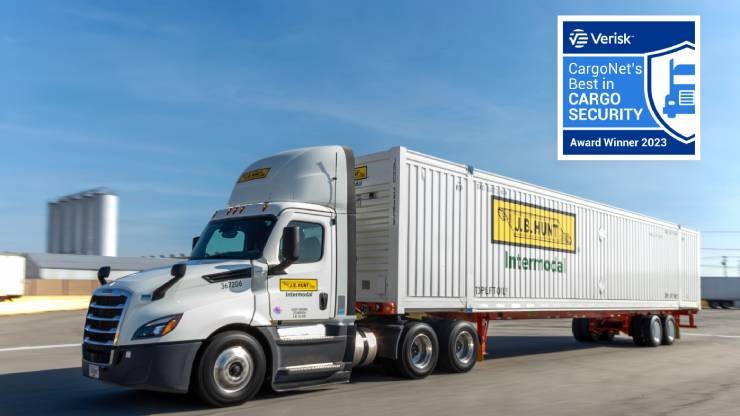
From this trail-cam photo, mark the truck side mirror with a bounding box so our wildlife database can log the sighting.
[97,266,111,286]
[269,226,300,275]
[192,236,200,249]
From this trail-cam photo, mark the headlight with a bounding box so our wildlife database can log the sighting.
[133,314,182,340]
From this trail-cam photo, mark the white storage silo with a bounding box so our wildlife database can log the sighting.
[94,190,118,256]
[81,193,96,254]
[71,195,85,254]
[60,198,74,254]
[46,188,118,256]
[47,202,60,253]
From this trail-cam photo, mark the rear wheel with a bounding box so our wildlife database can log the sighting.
[572,318,598,342]
[641,315,662,347]
[437,320,479,373]
[395,321,439,379]
[598,331,616,342]
[194,331,266,407]
[661,315,677,345]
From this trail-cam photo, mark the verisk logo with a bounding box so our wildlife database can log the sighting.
[569,29,634,48]
[569,29,588,48]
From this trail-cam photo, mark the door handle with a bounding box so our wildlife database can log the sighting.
[319,292,328,310]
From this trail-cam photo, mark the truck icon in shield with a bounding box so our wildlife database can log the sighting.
[663,58,695,118]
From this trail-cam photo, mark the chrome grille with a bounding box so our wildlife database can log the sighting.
[82,289,129,365]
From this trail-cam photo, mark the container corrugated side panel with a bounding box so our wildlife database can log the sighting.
[468,171,696,311]
[389,148,699,313]
[395,150,469,311]
[355,149,398,303]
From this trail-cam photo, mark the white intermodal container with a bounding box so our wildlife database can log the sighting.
[0,254,26,297]
[355,147,700,313]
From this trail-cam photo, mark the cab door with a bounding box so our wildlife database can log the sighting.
[268,212,334,321]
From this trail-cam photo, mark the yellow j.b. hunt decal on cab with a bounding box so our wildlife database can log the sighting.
[492,196,576,253]
[354,165,368,181]
[238,168,270,183]
[279,279,318,292]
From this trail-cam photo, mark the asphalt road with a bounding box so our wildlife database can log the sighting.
[1,309,739,416]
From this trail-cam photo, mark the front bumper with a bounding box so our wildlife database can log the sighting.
[82,341,202,393]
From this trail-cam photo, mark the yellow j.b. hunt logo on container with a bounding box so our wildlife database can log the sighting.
[354,165,368,181]
[238,168,270,183]
[492,196,576,253]
[279,279,318,292]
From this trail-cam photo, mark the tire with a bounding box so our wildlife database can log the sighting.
[631,315,646,346]
[598,331,616,342]
[394,321,439,379]
[641,315,662,347]
[437,320,479,373]
[709,301,720,309]
[661,315,677,345]
[572,318,597,342]
[194,331,267,407]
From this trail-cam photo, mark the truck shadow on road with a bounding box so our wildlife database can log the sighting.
[0,335,633,415]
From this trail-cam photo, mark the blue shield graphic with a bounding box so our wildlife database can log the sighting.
[646,42,697,143]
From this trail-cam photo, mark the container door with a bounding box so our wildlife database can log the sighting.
[268,212,334,321]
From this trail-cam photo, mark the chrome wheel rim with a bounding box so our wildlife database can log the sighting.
[410,333,434,370]
[213,346,253,394]
[454,331,475,365]
[665,319,675,341]
[651,318,662,344]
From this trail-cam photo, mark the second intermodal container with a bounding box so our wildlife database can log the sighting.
[355,147,700,313]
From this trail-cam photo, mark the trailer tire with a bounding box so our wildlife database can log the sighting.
[631,316,646,346]
[598,331,615,342]
[572,318,597,342]
[437,320,479,373]
[194,331,266,407]
[661,315,677,345]
[395,321,438,379]
[641,315,662,347]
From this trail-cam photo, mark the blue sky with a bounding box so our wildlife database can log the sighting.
[1,1,738,275]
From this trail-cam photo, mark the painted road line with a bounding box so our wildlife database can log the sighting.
[0,343,80,353]
[683,333,740,339]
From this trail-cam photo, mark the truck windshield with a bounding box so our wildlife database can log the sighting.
[190,216,277,260]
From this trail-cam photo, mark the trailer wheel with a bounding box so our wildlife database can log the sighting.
[572,318,598,342]
[598,331,615,342]
[194,331,266,407]
[641,315,662,347]
[395,321,439,379]
[631,316,646,346]
[437,320,479,373]
[661,315,677,345]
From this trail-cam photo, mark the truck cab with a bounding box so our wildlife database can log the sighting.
[82,146,363,406]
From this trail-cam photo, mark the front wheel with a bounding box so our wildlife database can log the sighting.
[194,331,267,407]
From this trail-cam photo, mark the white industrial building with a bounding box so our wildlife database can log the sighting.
[0,253,181,296]
[47,188,118,256]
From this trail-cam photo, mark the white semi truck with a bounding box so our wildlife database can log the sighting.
[82,146,700,407]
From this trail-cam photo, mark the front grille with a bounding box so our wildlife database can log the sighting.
[82,289,129,365]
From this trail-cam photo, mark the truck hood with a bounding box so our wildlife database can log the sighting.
[106,259,254,295]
